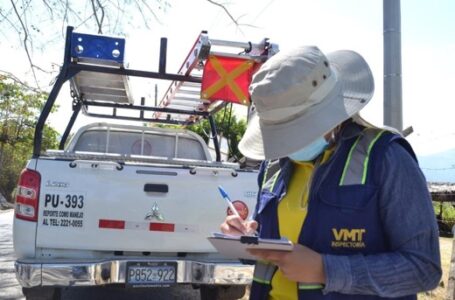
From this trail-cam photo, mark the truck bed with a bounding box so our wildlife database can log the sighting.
[32,156,257,253]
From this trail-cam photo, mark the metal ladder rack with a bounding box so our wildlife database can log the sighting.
[69,65,133,104]
[33,26,278,160]
[155,31,278,123]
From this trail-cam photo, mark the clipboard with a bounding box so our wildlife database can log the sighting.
[207,233,294,260]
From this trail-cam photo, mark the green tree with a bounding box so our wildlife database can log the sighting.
[0,76,59,202]
[187,104,247,160]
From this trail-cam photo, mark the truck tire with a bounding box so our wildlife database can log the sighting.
[200,285,246,300]
[22,287,61,300]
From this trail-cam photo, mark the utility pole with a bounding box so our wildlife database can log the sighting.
[383,0,403,132]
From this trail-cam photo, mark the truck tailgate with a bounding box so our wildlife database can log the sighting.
[35,159,258,253]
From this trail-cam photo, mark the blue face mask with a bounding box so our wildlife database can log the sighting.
[288,136,329,162]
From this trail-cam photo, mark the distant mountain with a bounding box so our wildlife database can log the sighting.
[418,148,455,183]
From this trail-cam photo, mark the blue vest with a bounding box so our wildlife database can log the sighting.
[250,123,417,300]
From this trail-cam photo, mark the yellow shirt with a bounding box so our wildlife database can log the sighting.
[269,150,333,300]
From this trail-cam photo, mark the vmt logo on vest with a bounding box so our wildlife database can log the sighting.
[331,228,366,248]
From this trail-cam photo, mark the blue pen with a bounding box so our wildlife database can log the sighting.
[218,186,258,236]
[217,185,241,218]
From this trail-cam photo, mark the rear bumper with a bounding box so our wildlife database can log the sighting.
[15,258,254,288]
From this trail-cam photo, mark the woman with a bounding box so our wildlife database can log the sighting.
[220,46,441,300]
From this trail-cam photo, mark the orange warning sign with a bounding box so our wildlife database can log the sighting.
[201,55,257,105]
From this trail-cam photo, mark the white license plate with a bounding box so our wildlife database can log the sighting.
[126,262,177,287]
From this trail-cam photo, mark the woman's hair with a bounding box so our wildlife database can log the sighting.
[351,113,402,136]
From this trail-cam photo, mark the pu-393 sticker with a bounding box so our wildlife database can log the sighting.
[41,192,86,229]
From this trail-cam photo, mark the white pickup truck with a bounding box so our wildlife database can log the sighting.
[14,122,258,299]
[13,27,276,300]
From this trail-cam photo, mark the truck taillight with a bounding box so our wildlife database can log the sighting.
[15,169,41,222]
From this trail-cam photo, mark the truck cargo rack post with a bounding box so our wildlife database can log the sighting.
[34,26,79,158]
[208,115,221,162]
[58,97,83,150]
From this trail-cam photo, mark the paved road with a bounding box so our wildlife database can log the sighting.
[0,209,204,300]
[0,209,24,300]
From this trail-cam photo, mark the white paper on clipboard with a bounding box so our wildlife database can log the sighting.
[207,233,294,260]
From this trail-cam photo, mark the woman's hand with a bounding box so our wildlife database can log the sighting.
[220,215,258,236]
[248,244,326,284]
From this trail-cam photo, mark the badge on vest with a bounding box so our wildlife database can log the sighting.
[331,228,366,248]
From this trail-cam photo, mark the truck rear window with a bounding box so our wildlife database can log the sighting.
[73,130,207,160]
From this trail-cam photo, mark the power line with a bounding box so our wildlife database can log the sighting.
[252,0,275,23]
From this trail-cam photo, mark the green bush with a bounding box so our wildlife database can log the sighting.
[0,77,59,202]
[433,202,455,221]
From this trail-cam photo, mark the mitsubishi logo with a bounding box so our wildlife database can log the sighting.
[145,202,164,221]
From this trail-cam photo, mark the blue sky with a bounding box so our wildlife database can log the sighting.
[1,0,454,159]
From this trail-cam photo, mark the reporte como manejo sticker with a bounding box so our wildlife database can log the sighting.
[40,191,86,229]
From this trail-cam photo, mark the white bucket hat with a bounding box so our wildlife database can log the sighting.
[238,46,374,160]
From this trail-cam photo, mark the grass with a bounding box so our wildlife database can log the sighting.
[419,237,453,300]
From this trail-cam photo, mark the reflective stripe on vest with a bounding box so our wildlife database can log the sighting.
[339,129,386,186]
[253,260,276,284]
[262,160,281,191]
[298,283,324,290]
